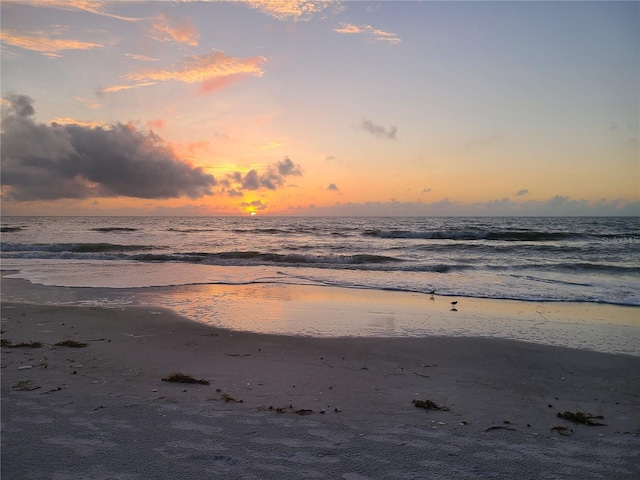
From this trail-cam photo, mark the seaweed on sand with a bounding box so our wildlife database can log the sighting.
[161,372,210,385]
[259,404,314,415]
[12,380,40,391]
[412,399,450,411]
[9,341,43,348]
[55,340,89,348]
[221,392,243,403]
[557,411,605,426]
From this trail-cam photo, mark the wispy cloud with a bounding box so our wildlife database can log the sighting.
[73,96,102,109]
[327,183,340,193]
[238,0,335,21]
[107,52,266,94]
[334,23,401,44]
[515,189,529,196]
[49,117,106,128]
[17,0,145,23]
[360,117,397,140]
[1,30,108,55]
[149,13,199,46]
[97,83,157,95]
[125,53,160,62]
[256,141,284,150]
[146,119,166,131]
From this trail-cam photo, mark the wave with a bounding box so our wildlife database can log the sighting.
[363,229,585,242]
[2,242,152,253]
[167,228,219,233]
[91,227,138,232]
[130,251,406,266]
[0,226,24,233]
[4,243,637,275]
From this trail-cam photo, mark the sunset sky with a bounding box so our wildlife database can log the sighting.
[1,0,638,216]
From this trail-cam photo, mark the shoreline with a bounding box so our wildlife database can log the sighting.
[2,272,639,356]
[2,290,640,478]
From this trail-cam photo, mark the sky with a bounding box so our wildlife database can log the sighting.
[1,0,638,216]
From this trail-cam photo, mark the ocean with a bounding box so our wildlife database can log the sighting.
[2,216,639,303]
[1,216,639,353]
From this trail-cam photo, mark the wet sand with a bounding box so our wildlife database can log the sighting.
[2,288,640,479]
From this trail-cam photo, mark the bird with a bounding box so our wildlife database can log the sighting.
[428,289,436,295]
[450,301,458,306]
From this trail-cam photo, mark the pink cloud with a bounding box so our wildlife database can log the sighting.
[146,119,166,130]
[199,73,248,94]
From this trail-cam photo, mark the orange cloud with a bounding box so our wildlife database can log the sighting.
[150,13,199,46]
[146,119,166,130]
[123,51,266,88]
[199,73,249,94]
[334,23,401,44]
[97,82,157,94]
[1,30,107,54]
[166,140,211,163]
[49,117,106,128]
[238,0,335,21]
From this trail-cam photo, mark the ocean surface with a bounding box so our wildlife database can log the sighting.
[1,216,639,353]
[2,216,639,304]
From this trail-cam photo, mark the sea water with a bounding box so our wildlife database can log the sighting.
[2,216,638,304]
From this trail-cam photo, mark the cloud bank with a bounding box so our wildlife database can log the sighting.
[302,197,639,217]
[1,95,217,201]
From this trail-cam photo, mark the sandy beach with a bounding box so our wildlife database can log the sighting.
[2,286,640,478]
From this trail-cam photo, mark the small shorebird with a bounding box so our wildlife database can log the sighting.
[450,301,458,306]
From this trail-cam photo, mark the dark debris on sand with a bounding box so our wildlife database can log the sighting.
[557,411,606,426]
[412,399,450,411]
[161,372,210,385]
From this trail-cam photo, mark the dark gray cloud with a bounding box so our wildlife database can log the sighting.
[242,170,261,190]
[515,189,529,196]
[6,94,35,118]
[327,183,340,192]
[360,117,397,140]
[276,157,302,176]
[1,94,217,201]
[230,156,303,192]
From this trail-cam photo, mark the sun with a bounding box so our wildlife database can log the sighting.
[250,211,256,216]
